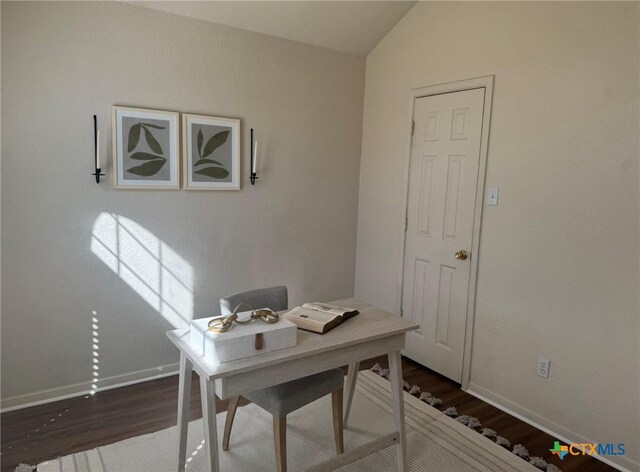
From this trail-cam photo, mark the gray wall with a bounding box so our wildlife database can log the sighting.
[1,1,364,401]
[355,2,639,468]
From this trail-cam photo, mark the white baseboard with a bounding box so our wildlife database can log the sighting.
[466,383,639,472]
[1,363,179,413]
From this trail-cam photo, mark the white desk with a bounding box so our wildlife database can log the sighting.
[167,298,418,472]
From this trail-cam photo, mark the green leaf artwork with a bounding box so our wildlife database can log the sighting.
[141,126,163,155]
[197,129,203,159]
[202,131,229,158]
[195,166,229,179]
[127,158,166,176]
[127,124,142,152]
[126,121,166,177]
[194,158,223,167]
[192,128,231,181]
[138,123,166,130]
[129,152,164,160]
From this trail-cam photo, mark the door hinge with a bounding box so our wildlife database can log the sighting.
[410,120,415,136]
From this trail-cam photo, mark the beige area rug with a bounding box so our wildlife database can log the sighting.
[37,372,539,472]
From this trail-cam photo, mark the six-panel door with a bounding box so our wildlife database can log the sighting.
[402,88,485,382]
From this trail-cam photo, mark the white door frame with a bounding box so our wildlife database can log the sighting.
[399,76,494,390]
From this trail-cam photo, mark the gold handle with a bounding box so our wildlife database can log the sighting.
[455,250,468,260]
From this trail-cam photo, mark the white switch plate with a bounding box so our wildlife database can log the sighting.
[487,187,499,206]
[537,357,550,379]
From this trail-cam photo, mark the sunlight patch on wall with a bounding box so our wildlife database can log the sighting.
[91,212,194,329]
[90,310,100,395]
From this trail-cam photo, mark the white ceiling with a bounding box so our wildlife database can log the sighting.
[130,1,416,55]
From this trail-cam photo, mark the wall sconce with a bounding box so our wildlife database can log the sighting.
[92,115,105,184]
[250,128,259,185]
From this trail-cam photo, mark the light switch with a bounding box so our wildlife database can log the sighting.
[487,187,499,206]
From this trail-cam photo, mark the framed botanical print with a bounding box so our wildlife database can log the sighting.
[112,106,180,189]
[182,114,241,190]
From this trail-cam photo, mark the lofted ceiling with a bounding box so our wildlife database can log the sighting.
[129,1,417,55]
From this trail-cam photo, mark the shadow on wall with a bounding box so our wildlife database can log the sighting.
[91,212,194,330]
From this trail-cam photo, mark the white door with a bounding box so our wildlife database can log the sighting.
[402,88,485,382]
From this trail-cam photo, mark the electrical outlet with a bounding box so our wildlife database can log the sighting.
[537,357,550,379]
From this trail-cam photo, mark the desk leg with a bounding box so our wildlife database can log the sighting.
[177,353,192,472]
[343,362,359,427]
[388,350,407,472]
[200,376,220,472]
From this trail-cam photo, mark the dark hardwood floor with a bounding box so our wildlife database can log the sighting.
[1,357,613,472]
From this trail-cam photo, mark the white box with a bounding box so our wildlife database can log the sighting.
[189,311,297,364]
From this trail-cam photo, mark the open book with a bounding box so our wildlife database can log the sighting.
[283,302,359,334]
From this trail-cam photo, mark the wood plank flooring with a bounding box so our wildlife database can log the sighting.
[1,357,614,472]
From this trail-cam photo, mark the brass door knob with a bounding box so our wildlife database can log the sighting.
[454,250,468,260]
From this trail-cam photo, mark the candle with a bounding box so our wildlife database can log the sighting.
[96,130,100,169]
[252,139,258,174]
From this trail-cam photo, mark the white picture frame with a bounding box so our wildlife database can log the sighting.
[112,106,180,190]
[182,114,241,190]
